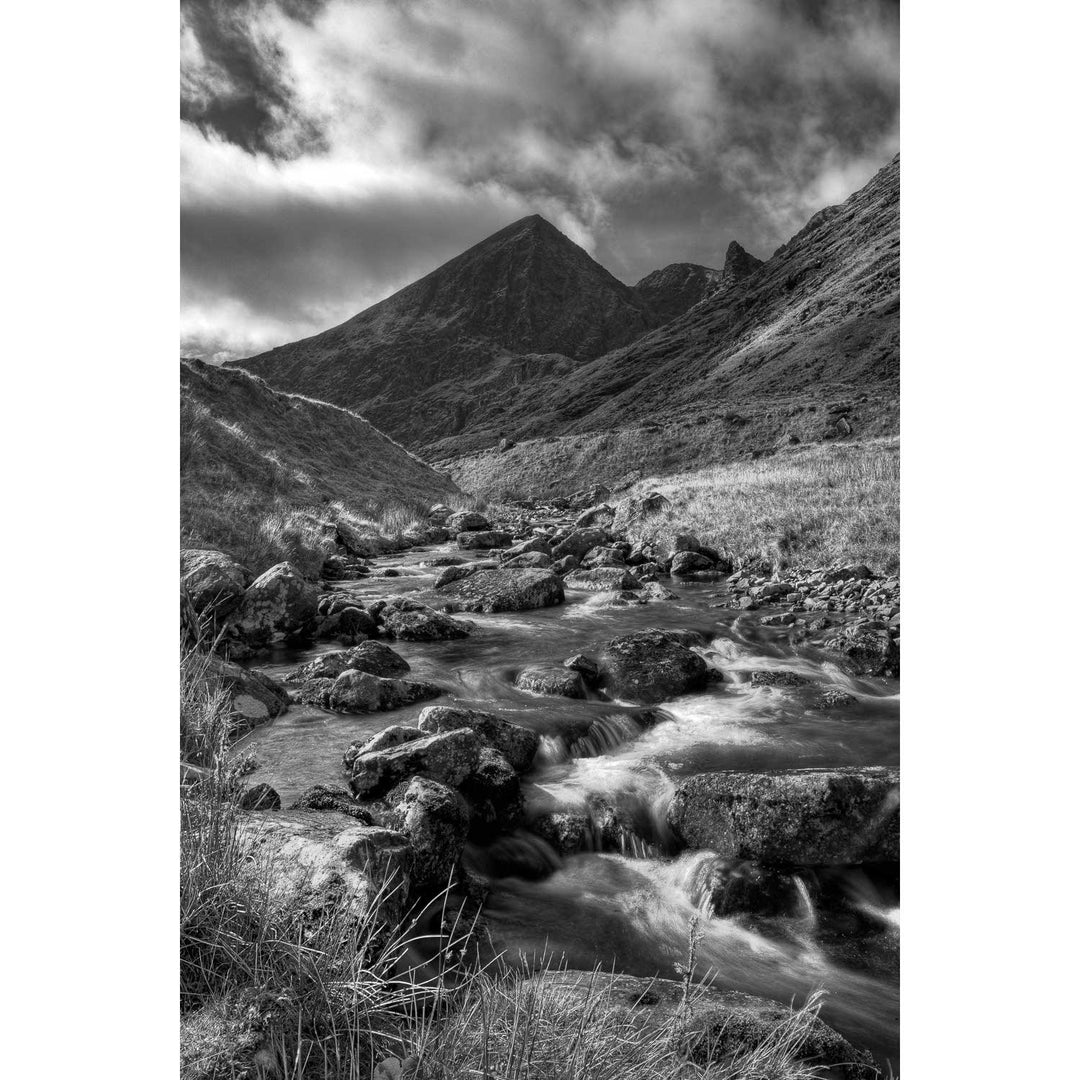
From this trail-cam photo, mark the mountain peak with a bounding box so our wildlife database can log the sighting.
[720,241,763,287]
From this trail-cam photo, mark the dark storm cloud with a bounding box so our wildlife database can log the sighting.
[180,0,899,360]
[180,0,327,157]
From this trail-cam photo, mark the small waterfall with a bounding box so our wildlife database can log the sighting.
[793,875,818,931]
[537,710,669,764]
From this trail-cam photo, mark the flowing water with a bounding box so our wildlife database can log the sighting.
[238,542,900,1069]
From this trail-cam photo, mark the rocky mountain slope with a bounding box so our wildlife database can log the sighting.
[229,154,898,493]
[633,261,724,323]
[232,215,662,445]
[436,155,898,458]
[231,216,767,448]
[181,360,460,564]
[439,155,898,493]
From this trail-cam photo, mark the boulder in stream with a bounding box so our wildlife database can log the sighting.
[348,728,483,798]
[417,705,539,772]
[446,510,491,532]
[822,625,900,678]
[551,527,610,561]
[377,776,471,891]
[596,629,708,704]
[564,567,642,592]
[327,669,441,714]
[286,641,411,682]
[457,530,513,550]
[460,747,525,839]
[515,665,587,699]
[435,568,564,613]
[379,599,472,640]
[501,551,553,570]
[667,767,900,864]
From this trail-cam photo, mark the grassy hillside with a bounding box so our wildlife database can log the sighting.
[625,439,899,574]
[180,360,463,575]
[445,394,898,503]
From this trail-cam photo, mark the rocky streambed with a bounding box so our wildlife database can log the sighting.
[181,497,900,1073]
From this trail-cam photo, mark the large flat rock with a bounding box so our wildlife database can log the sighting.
[435,567,564,613]
[667,767,899,864]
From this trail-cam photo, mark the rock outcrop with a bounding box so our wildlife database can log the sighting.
[667,767,900,864]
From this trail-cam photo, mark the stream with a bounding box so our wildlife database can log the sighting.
[237,540,900,1070]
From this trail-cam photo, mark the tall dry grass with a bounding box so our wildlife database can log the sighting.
[625,438,899,574]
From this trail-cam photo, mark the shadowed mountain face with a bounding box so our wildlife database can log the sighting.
[232,215,661,443]
[634,262,725,322]
[231,155,898,465]
[429,154,899,461]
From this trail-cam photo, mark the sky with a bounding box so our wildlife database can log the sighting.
[180,0,899,362]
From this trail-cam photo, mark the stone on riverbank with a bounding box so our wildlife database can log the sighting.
[597,629,708,704]
[199,653,290,728]
[669,550,715,576]
[500,537,553,560]
[315,605,377,643]
[232,562,319,646]
[290,785,374,822]
[236,811,412,921]
[667,767,900,864]
[435,568,564,613]
[237,783,281,811]
[181,549,249,619]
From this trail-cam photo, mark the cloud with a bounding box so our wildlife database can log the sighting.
[180,0,899,359]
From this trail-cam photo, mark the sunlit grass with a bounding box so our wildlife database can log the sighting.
[625,438,899,574]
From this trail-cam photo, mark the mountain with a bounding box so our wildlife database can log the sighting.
[634,262,725,322]
[633,241,763,323]
[443,154,899,494]
[228,153,898,493]
[231,215,662,445]
[717,241,765,289]
[181,359,460,569]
